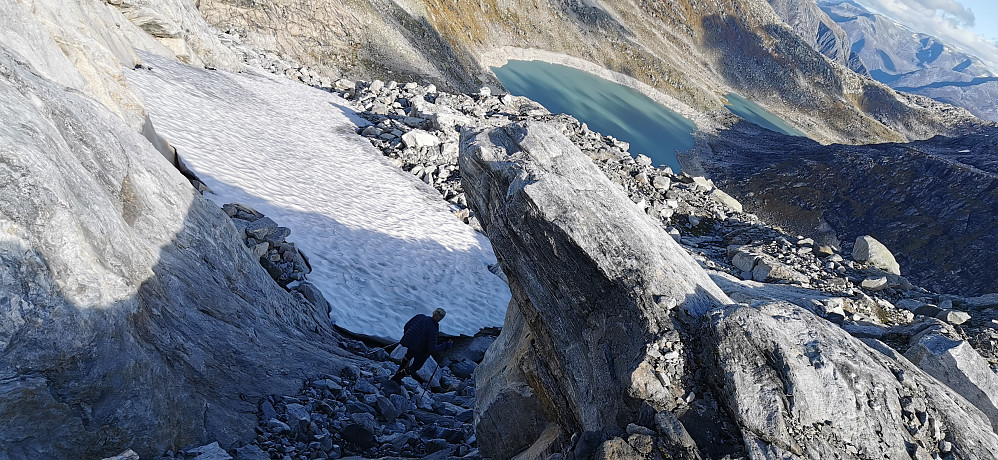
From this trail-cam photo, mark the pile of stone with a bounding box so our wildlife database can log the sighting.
[150,333,495,460]
[222,203,312,288]
[327,78,989,347]
[215,30,340,91]
[333,79,548,227]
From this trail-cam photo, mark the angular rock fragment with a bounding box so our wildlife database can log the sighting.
[906,332,998,430]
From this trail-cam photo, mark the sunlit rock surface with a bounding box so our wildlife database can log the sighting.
[0,37,348,460]
[465,120,998,458]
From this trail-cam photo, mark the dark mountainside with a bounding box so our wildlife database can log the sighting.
[680,122,998,296]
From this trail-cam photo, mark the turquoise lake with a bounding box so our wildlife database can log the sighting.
[723,93,806,137]
[492,61,807,172]
[492,60,696,172]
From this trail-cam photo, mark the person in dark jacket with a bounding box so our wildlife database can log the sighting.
[391,308,453,383]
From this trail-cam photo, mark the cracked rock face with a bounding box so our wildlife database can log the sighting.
[462,121,732,458]
[0,41,345,459]
[463,120,998,459]
[702,302,998,459]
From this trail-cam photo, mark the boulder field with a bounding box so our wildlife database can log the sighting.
[461,120,998,459]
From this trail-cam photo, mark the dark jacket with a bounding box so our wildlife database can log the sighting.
[400,314,445,357]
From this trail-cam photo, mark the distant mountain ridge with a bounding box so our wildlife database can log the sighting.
[196,0,985,144]
[811,0,998,121]
[766,0,867,74]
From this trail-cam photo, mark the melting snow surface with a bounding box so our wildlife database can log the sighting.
[127,54,510,339]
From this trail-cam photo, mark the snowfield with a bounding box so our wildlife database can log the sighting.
[127,54,510,339]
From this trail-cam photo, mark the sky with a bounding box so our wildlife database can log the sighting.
[853,0,998,72]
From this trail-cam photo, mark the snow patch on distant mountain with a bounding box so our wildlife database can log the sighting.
[817,0,998,121]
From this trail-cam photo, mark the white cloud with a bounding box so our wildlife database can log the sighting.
[910,0,975,25]
[855,0,998,72]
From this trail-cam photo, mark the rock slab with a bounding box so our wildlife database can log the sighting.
[0,39,345,458]
[462,121,732,458]
[463,120,998,459]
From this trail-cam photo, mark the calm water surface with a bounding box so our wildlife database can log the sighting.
[723,93,806,137]
[493,60,696,172]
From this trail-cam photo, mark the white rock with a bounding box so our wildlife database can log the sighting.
[752,256,808,284]
[861,276,889,291]
[250,242,269,258]
[101,450,140,460]
[709,189,743,213]
[334,79,356,90]
[852,235,900,275]
[906,333,998,431]
[691,176,714,192]
[731,250,760,273]
[820,298,846,317]
[652,175,671,191]
[401,129,441,149]
[667,228,681,242]
[937,310,971,325]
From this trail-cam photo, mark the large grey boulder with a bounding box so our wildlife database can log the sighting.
[105,0,241,70]
[462,121,732,459]
[853,235,901,275]
[905,332,998,431]
[463,121,998,458]
[702,302,998,458]
[0,45,349,458]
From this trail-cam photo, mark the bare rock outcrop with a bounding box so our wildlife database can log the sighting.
[0,40,348,458]
[701,303,998,458]
[105,0,241,71]
[462,121,731,458]
[463,120,998,458]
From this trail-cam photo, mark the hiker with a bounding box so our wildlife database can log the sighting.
[391,308,453,383]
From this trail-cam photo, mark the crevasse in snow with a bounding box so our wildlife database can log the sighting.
[126,54,511,339]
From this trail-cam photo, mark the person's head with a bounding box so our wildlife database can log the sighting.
[432,308,446,322]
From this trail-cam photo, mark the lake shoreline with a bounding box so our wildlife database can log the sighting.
[480,47,720,132]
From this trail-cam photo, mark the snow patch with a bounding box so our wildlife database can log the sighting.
[126,54,510,338]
